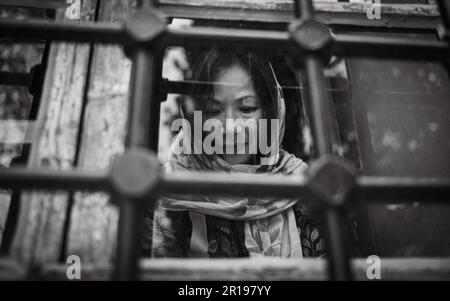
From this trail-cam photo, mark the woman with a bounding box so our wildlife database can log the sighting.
[145,49,326,258]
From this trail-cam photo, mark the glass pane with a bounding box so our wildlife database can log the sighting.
[344,31,450,257]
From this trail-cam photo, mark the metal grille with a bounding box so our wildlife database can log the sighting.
[0,0,450,281]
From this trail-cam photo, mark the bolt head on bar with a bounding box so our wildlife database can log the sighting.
[123,9,167,50]
[110,148,161,200]
[289,19,334,63]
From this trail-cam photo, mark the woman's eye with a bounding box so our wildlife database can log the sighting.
[240,106,258,114]
[206,108,221,115]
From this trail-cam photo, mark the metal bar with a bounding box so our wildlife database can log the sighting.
[115,46,159,280]
[160,4,440,30]
[0,19,124,44]
[0,166,449,201]
[437,0,450,30]
[126,49,155,149]
[116,47,163,280]
[114,198,142,281]
[1,18,449,61]
[0,18,291,48]
[164,175,450,203]
[323,208,352,281]
[165,79,305,96]
[167,27,289,50]
[294,0,352,282]
[26,257,450,281]
[333,34,450,61]
[115,50,152,281]
[163,172,310,199]
[0,72,32,87]
[303,57,332,156]
[0,0,66,9]
[158,1,440,30]
[0,167,110,192]
[297,0,314,19]
[303,58,352,281]
[149,50,163,152]
[356,176,450,203]
[171,28,450,61]
[137,0,159,9]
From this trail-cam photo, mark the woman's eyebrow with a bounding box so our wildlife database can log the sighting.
[237,95,259,104]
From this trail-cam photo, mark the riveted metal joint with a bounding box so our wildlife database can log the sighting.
[288,19,335,65]
[123,9,167,58]
[306,155,357,209]
[109,148,161,202]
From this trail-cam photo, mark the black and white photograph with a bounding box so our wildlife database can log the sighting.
[0,0,449,289]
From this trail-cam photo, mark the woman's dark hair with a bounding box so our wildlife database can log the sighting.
[177,49,281,168]
[188,49,279,121]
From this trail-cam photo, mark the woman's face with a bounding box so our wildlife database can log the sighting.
[204,64,263,165]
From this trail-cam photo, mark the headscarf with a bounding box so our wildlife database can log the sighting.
[156,63,307,258]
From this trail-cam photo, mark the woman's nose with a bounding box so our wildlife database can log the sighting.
[221,110,244,136]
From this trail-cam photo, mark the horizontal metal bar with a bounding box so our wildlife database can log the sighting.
[4,257,449,281]
[0,19,124,44]
[0,19,289,49]
[0,167,110,192]
[165,79,305,96]
[162,171,309,199]
[356,176,450,203]
[1,167,449,203]
[0,72,31,87]
[164,79,201,95]
[333,34,450,61]
[0,0,66,9]
[167,26,289,50]
[158,1,440,30]
[1,18,448,61]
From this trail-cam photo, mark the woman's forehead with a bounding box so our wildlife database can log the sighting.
[213,65,257,101]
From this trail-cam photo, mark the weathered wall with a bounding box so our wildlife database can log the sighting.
[10,0,97,263]
[66,0,138,263]
[0,7,47,248]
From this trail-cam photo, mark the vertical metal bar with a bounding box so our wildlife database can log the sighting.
[437,0,450,31]
[114,47,158,280]
[323,208,352,280]
[303,57,332,156]
[296,0,314,19]
[294,0,352,281]
[436,0,450,77]
[303,56,352,281]
[126,48,155,149]
[115,199,142,281]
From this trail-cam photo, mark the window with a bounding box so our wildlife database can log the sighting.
[0,0,449,281]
